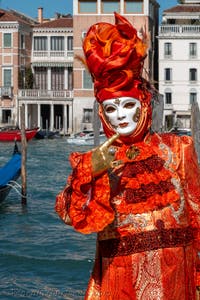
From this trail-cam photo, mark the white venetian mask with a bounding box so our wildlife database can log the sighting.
[102,97,141,136]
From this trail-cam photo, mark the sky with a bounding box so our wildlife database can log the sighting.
[0,0,73,19]
[0,0,178,20]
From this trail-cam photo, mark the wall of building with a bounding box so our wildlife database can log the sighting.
[159,7,200,130]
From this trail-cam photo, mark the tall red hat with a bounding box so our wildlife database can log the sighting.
[82,12,152,143]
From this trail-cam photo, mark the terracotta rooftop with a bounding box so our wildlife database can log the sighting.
[164,5,200,14]
[0,9,36,25]
[35,17,73,28]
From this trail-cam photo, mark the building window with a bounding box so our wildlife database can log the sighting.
[82,31,87,39]
[51,37,64,51]
[165,115,173,131]
[68,67,73,90]
[189,68,197,81]
[34,67,47,89]
[190,92,197,104]
[165,92,172,104]
[34,37,47,51]
[67,36,73,51]
[2,109,11,123]
[124,0,143,13]
[102,0,120,13]
[51,67,64,90]
[3,33,12,48]
[83,69,93,89]
[164,68,172,81]
[3,69,12,86]
[164,43,172,57]
[83,108,93,123]
[20,34,25,49]
[79,0,97,13]
[189,43,197,57]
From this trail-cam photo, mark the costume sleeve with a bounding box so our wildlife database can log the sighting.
[55,175,73,226]
[179,136,200,285]
[55,151,115,234]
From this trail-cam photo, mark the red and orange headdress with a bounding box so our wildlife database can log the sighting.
[82,12,153,143]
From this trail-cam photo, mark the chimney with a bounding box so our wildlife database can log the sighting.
[38,7,43,23]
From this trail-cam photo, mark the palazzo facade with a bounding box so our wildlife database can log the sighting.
[18,10,74,134]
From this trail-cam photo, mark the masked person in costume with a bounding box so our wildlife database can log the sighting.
[55,13,200,299]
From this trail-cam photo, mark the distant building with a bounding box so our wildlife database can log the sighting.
[18,9,73,133]
[158,0,200,130]
[0,9,37,127]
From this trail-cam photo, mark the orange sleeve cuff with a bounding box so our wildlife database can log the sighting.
[69,152,114,234]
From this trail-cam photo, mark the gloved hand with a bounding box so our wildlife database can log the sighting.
[91,133,120,177]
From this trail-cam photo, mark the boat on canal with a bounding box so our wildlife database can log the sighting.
[66,130,106,145]
[35,129,61,139]
[0,126,39,142]
[168,127,191,136]
[0,143,21,202]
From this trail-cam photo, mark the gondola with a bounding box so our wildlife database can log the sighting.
[0,143,21,202]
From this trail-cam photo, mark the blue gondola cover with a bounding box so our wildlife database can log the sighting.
[0,153,21,187]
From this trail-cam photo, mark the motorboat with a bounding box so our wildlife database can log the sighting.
[66,130,106,146]
[168,127,191,136]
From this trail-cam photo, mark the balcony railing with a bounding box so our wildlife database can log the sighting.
[18,89,73,100]
[32,50,73,58]
[0,87,13,98]
[159,25,200,36]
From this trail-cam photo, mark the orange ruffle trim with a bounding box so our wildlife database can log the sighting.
[122,168,173,189]
[117,189,180,215]
[115,141,181,214]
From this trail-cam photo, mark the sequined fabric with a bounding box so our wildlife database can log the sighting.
[55,133,200,299]
[99,227,194,257]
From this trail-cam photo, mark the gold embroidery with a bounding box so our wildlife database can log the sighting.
[126,145,140,160]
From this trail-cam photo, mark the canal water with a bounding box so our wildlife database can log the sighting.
[0,139,96,300]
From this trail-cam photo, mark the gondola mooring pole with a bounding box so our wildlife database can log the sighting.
[21,104,27,205]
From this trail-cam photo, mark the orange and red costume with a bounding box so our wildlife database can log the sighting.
[56,132,200,299]
[55,13,200,299]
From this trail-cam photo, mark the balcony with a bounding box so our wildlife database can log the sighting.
[0,87,13,98]
[32,50,73,65]
[159,25,200,37]
[18,89,73,101]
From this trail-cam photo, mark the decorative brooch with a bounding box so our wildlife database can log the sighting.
[126,145,140,160]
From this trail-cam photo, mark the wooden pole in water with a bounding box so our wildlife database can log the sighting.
[21,104,27,204]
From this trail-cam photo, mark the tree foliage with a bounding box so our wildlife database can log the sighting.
[25,66,34,89]
[18,66,34,89]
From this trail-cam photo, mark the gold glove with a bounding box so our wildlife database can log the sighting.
[92,133,120,177]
